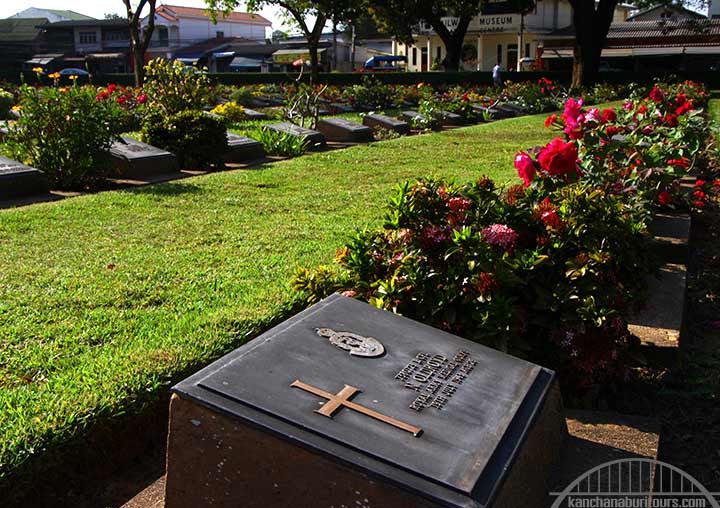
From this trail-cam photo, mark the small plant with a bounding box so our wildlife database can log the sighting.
[141,110,227,170]
[0,89,14,119]
[344,77,397,110]
[4,84,122,189]
[229,86,257,107]
[282,83,326,129]
[372,127,401,141]
[211,101,247,122]
[251,127,310,157]
[143,58,213,115]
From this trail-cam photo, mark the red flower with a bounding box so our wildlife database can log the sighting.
[137,93,148,104]
[657,191,672,206]
[695,179,707,187]
[107,84,117,94]
[606,125,620,136]
[637,104,648,115]
[664,114,678,127]
[676,102,693,115]
[713,180,720,188]
[667,158,689,168]
[602,108,616,122]
[514,152,536,187]
[693,190,706,199]
[475,272,501,295]
[541,209,563,230]
[694,200,705,208]
[544,113,557,128]
[649,86,664,103]
[675,93,686,107]
[95,91,109,101]
[537,138,578,177]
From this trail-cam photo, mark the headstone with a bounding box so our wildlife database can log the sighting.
[500,103,529,116]
[439,110,464,126]
[494,104,520,118]
[224,132,265,163]
[164,294,566,508]
[250,98,270,108]
[399,110,426,123]
[109,136,179,179]
[316,118,374,143]
[263,122,326,148]
[363,113,411,135]
[0,155,49,199]
[242,108,268,120]
[330,102,355,114]
[472,105,497,121]
[317,108,332,116]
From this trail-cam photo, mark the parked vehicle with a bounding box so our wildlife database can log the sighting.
[357,55,406,73]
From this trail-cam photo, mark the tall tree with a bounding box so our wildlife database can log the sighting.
[206,0,354,82]
[122,0,157,86]
[367,0,534,71]
[568,0,617,87]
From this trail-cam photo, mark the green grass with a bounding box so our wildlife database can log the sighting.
[0,111,562,482]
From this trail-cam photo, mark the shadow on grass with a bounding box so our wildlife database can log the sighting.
[129,181,205,196]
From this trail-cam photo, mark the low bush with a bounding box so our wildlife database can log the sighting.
[251,127,310,157]
[4,84,123,189]
[143,58,213,115]
[210,101,247,122]
[343,77,397,110]
[141,110,227,169]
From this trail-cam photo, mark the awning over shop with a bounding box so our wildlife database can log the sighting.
[272,48,326,63]
[213,52,235,59]
[229,56,264,68]
[25,54,63,65]
[177,57,199,64]
[87,53,126,60]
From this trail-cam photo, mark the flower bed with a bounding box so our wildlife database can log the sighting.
[294,81,718,398]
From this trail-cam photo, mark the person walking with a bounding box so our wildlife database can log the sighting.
[492,62,502,87]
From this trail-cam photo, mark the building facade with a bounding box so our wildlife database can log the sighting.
[393,1,633,72]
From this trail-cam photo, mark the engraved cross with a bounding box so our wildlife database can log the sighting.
[291,379,423,437]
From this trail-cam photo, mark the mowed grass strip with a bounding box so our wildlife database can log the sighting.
[0,112,558,478]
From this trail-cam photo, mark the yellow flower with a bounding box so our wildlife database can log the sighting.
[48,72,60,79]
[11,105,21,111]
[32,67,44,73]
[69,75,78,80]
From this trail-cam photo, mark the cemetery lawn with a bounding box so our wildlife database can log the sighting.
[0,110,588,483]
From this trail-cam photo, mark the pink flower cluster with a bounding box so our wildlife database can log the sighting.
[482,224,519,250]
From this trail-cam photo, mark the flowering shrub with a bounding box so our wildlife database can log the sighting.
[142,58,213,115]
[210,101,247,122]
[294,177,656,394]
[343,77,398,110]
[94,83,147,132]
[4,84,123,189]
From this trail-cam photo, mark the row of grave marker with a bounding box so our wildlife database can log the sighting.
[0,101,531,202]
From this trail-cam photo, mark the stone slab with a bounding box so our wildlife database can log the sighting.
[109,137,179,179]
[362,113,410,135]
[224,132,265,163]
[499,103,529,116]
[494,104,520,117]
[329,102,355,113]
[263,122,326,147]
[399,110,426,123]
[316,118,374,143]
[472,105,499,121]
[440,110,464,126]
[0,155,49,199]
[242,108,267,120]
[648,212,691,265]
[628,263,686,347]
[165,294,566,508]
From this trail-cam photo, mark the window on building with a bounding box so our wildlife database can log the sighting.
[436,46,442,61]
[157,26,169,44]
[496,44,502,64]
[102,30,128,42]
[79,31,97,45]
[412,47,417,66]
[216,31,224,38]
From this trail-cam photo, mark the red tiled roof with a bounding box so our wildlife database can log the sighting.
[156,4,271,25]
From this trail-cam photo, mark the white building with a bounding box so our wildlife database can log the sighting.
[394,1,633,72]
[143,4,272,50]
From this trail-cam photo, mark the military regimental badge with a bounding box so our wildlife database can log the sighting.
[315,327,385,357]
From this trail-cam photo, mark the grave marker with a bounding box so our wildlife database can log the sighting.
[316,118,374,143]
[109,136,179,178]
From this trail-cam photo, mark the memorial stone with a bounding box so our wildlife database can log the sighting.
[0,155,49,199]
[363,113,411,135]
[224,132,265,163]
[165,294,566,508]
[494,104,520,118]
[109,136,179,178]
[316,118,374,143]
[439,111,465,126]
[499,103,528,116]
[264,122,326,147]
[241,108,268,120]
[330,102,355,113]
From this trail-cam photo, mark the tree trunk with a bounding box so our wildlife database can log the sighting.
[308,38,320,84]
[429,15,471,72]
[124,0,156,87]
[133,46,145,86]
[569,0,617,88]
